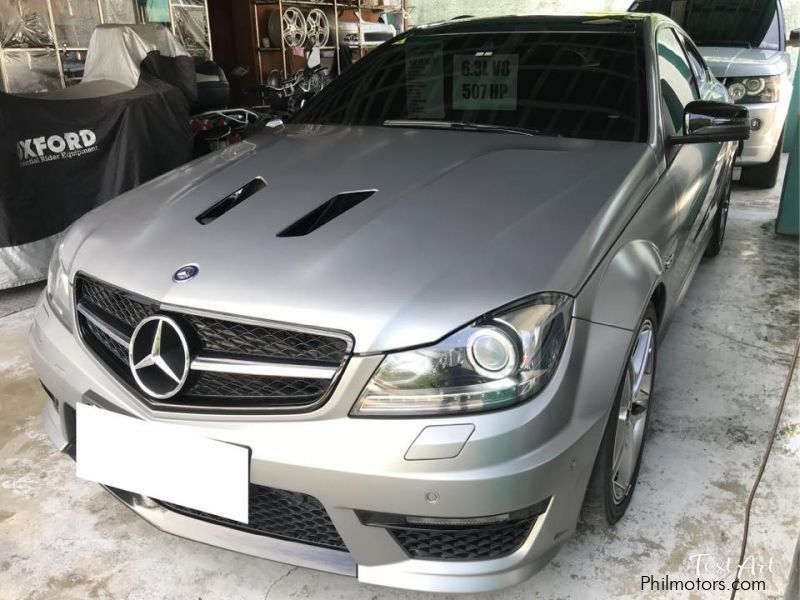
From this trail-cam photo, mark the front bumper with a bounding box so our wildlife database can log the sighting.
[29,292,632,593]
[737,98,790,166]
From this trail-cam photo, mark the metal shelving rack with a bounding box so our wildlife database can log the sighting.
[0,0,213,94]
[251,0,404,86]
[0,0,111,93]
[166,0,214,60]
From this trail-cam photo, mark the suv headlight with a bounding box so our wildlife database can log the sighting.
[351,294,573,417]
[46,243,73,331]
[727,76,780,104]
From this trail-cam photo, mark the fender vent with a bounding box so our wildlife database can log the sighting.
[277,190,376,237]
[196,177,267,225]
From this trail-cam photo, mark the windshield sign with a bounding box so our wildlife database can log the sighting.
[452,54,519,111]
[405,40,445,118]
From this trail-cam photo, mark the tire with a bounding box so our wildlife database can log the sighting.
[740,129,785,189]
[704,168,732,258]
[582,304,658,528]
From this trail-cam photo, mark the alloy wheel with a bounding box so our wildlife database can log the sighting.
[306,9,330,47]
[282,7,307,48]
[610,319,655,505]
[719,182,731,246]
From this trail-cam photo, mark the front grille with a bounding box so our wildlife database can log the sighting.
[79,277,157,328]
[159,484,347,551]
[186,371,328,405]
[85,319,129,363]
[389,519,536,561]
[365,32,393,43]
[74,275,352,413]
[183,314,347,363]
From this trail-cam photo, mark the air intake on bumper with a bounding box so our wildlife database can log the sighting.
[357,499,549,561]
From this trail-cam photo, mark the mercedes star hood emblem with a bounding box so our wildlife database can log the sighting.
[173,264,199,283]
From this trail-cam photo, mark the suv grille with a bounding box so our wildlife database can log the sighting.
[159,484,347,551]
[74,275,352,413]
[365,32,393,43]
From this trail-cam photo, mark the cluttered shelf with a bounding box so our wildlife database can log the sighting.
[254,0,400,10]
[254,0,360,7]
[244,0,405,113]
[258,46,336,51]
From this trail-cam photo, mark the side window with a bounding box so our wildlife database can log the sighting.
[679,34,708,90]
[656,29,699,135]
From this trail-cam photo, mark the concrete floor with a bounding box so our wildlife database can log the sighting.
[0,169,798,600]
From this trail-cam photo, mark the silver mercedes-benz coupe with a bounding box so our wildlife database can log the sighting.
[30,13,749,593]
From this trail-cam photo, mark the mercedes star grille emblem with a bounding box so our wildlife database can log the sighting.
[128,315,190,399]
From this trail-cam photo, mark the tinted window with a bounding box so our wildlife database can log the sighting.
[657,29,698,134]
[679,34,708,88]
[294,31,648,143]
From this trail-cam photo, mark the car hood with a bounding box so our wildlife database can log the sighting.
[65,125,657,353]
[699,46,788,78]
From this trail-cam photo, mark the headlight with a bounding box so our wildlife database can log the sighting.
[46,243,73,331]
[351,294,573,417]
[727,76,780,104]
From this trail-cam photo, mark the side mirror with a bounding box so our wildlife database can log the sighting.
[670,101,750,145]
[788,28,800,47]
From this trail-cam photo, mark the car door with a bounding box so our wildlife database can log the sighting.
[656,27,725,300]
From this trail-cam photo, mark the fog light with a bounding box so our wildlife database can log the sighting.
[750,118,762,131]
[357,498,551,530]
[406,514,510,527]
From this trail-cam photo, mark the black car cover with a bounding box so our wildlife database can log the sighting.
[0,25,194,289]
[0,74,192,247]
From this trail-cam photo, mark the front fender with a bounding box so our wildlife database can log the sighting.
[574,239,665,332]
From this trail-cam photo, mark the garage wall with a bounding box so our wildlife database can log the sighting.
[785,4,800,33]
[406,0,632,26]
[406,0,800,32]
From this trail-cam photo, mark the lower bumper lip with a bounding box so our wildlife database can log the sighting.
[104,483,358,576]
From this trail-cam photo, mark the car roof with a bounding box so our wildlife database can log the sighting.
[413,13,654,36]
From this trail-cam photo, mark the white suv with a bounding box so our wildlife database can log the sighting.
[631,0,797,188]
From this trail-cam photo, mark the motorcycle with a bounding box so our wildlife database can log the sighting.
[190,65,329,157]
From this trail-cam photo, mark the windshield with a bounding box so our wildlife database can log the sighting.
[293,30,648,143]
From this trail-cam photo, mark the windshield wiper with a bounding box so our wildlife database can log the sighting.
[382,119,540,137]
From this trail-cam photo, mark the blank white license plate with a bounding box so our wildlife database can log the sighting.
[76,403,249,523]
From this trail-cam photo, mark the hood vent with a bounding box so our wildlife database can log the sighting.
[196,177,267,225]
[278,189,376,237]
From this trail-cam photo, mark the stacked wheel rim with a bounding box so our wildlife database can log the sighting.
[306,9,330,47]
[282,7,307,48]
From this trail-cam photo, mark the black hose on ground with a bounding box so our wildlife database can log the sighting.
[729,334,799,599]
